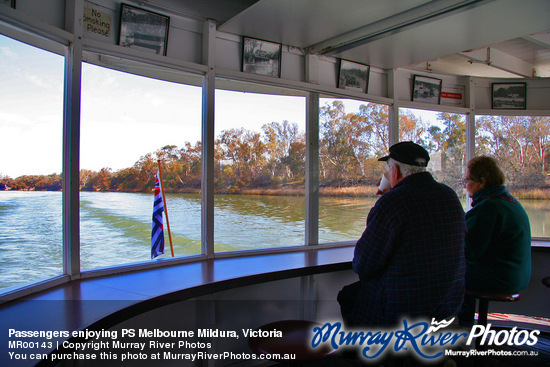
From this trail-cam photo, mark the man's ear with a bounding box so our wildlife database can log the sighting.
[394,165,403,180]
[388,164,396,181]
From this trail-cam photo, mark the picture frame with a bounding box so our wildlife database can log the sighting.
[242,37,281,77]
[1,0,15,8]
[338,59,370,93]
[412,75,442,104]
[492,83,527,109]
[118,3,169,56]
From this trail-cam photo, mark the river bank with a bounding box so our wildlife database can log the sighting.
[3,183,550,199]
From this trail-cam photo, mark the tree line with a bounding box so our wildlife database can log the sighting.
[2,102,549,195]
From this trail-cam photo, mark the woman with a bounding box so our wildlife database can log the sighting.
[460,156,531,325]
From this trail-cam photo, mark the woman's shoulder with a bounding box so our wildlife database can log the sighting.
[469,193,527,221]
[466,197,500,219]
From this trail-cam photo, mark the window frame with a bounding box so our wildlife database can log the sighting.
[2,14,550,302]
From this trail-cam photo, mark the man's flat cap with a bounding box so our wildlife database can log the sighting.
[378,141,430,167]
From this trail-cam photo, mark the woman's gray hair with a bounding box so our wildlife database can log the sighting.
[387,158,427,177]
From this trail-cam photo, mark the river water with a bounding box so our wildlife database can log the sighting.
[1,191,549,291]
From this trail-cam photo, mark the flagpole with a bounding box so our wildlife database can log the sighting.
[157,160,175,257]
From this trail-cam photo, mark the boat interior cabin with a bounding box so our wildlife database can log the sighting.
[1,0,550,366]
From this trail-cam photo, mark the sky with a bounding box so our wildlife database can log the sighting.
[0,34,439,179]
[0,35,64,178]
[0,34,307,178]
[80,69,309,173]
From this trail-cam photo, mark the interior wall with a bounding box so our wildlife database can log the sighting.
[14,0,65,28]
[5,0,550,111]
[473,77,550,113]
[489,250,550,322]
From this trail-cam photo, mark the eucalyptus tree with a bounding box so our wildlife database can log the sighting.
[262,120,301,181]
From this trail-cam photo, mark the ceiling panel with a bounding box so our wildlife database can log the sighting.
[218,0,432,47]
[497,33,550,75]
[210,0,550,78]
[329,0,550,70]
[150,0,261,23]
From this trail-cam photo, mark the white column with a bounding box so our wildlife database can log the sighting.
[387,69,399,145]
[201,20,216,257]
[466,77,476,210]
[466,77,476,163]
[63,0,83,277]
[305,92,320,245]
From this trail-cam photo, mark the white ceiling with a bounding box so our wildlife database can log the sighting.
[205,0,550,78]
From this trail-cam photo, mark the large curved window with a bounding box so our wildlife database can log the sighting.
[3,31,550,298]
[400,108,467,205]
[214,88,306,251]
[318,98,388,243]
[476,114,550,238]
[80,61,203,269]
[0,35,64,291]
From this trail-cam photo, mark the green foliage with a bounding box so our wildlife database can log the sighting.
[476,115,550,190]
[319,101,388,184]
[2,174,62,191]
[3,107,549,194]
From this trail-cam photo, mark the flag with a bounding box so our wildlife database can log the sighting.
[151,173,165,259]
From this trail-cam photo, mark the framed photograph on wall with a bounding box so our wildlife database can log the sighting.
[338,59,370,93]
[492,83,526,109]
[242,37,281,77]
[1,0,15,8]
[119,3,170,56]
[412,75,442,104]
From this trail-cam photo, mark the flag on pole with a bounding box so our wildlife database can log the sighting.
[151,173,165,259]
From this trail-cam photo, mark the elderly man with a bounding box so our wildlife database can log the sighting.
[338,141,466,327]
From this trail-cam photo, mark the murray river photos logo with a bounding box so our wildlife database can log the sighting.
[310,318,540,360]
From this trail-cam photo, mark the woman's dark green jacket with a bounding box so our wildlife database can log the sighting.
[465,185,531,292]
